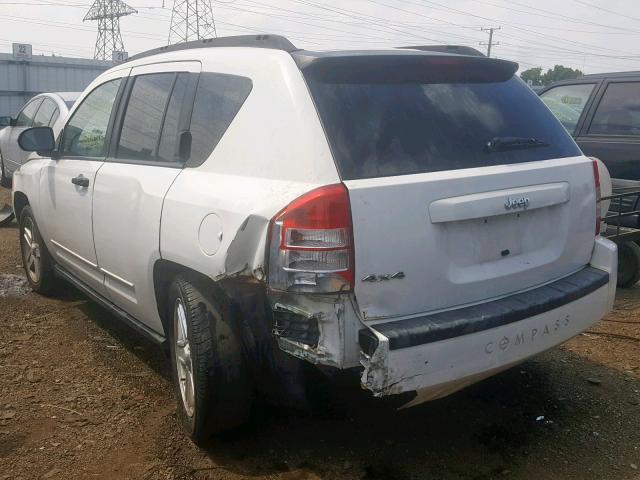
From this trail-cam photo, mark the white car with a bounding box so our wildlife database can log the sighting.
[0,92,79,187]
[12,35,617,444]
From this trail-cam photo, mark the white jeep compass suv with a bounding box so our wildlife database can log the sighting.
[12,35,618,444]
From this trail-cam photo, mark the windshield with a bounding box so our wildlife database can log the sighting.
[307,77,581,180]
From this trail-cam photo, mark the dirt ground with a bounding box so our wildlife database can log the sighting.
[0,186,639,480]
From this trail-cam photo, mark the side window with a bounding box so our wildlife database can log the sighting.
[48,107,60,127]
[540,83,595,134]
[15,98,43,127]
[157,73,191,163]
[61,78,122,157]
[33,99,57,127]
[588,82,640,136]
[117,73,174,161]
[61,79,121,157]
[188,73,252,165]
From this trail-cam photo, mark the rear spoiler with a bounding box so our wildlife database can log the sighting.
[397,45,486,57]
[294,53,519,84]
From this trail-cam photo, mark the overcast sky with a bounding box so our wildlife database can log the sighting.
[1,0,639,74]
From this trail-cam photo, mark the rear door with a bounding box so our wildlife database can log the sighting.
[305,56,597,320]
[92,62,200,331]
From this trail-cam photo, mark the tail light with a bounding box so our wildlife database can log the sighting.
[267,183,354,293]
[592,158,601,236]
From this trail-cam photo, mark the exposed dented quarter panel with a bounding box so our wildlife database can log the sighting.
[160,172,332,282]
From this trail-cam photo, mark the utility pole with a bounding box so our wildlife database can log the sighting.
[168,0,217,44]
[83,0,137,60]
[480,26,500,57]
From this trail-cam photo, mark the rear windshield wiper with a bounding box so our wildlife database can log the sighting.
[485,137,549,153]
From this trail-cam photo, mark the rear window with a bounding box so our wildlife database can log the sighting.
[307,77,581,180]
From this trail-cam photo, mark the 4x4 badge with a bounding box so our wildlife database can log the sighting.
[361,272,405,282]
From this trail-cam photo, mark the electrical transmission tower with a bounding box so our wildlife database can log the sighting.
[168,0,217,44]
[480,26,500,57]
[83,0,137,60]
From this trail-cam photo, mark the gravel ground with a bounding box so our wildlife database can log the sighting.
[0,186,639,480]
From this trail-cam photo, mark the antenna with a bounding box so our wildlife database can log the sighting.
[84,0,137,60]
[168,0,217,44]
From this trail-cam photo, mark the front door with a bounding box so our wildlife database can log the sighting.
[39,72,127,294]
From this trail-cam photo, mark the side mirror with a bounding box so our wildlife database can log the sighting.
[9,118,17,127]
[178,130,192,162]
[0,116,11,128]
[18,127,55,156]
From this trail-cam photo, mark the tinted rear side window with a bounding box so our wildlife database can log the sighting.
[117,73,174,161]
[308,77,581,180]
[157,73,190,163]
[188,73,252,166]
[589,82,640,136]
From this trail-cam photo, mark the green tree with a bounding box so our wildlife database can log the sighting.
[542,65,583,85]
[520,65,584,86]
[520,67,543,86]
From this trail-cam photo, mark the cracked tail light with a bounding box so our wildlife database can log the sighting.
[592,158,601,236]
[268,183,354,293]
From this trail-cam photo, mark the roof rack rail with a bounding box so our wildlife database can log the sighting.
[397,45,485,57]
[126,34,298,63]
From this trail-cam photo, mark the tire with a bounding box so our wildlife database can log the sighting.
[168,274,252,444]
[617,241,640,288]
[19,205,56,294]
[0,151,11,188]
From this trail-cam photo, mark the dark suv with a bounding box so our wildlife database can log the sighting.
[540,72,640,286]
[540,72,640,195]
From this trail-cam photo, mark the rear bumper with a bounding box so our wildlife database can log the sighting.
[359,237,617,404]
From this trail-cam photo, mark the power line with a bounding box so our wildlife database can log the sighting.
[572,0,640,22]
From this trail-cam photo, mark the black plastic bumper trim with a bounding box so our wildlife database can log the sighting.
[359,266,609,355]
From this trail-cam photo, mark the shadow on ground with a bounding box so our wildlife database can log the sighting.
[63,293,640,480]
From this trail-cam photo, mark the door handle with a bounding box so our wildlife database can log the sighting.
[71,176,89,188]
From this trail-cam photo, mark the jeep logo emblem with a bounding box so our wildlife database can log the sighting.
[504,196,530,210]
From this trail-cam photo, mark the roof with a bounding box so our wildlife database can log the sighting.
[579,70,640,79]
[126,34,499,66]
[126,34,298,63]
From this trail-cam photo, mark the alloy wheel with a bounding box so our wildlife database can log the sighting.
[21,217,41,284]
[174,298,195,417]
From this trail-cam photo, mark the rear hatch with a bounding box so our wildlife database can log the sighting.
[301,52,597,320]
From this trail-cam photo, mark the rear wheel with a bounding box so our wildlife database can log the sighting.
[19,206,56,294]
[168,274,252,445]
[617,241,640,288]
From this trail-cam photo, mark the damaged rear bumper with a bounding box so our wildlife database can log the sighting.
[359,238,617,406]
